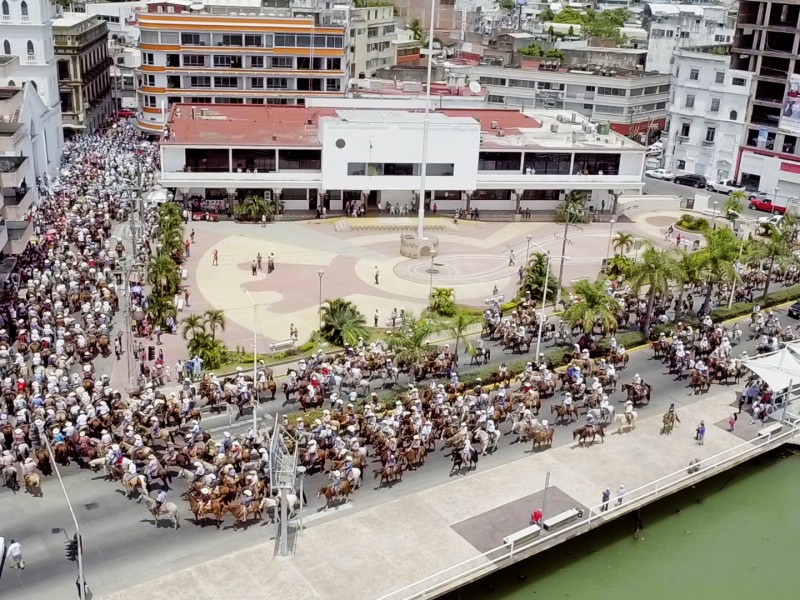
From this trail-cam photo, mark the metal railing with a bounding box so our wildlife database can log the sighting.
[375,415,800,600]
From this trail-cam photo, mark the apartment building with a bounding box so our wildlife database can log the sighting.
[54,14,114,133]
[731,0,800,204]
[665,45,753,181]
[462,61,670,142]
[644,4,736,74]
[135,0,348,133]
[349,6,398,79]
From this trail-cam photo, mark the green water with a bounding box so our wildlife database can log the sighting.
[447,450,798,600]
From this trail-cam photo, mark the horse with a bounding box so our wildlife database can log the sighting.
[318,479,353,507]
[1,465,19,493]
[573,425,604,446]
[23,472,42,497]
[531,428,554,451]
[125,473,149,498]
[374,464,403,487]
[551,403,578,424]
[661,411,680,435]
[586,405,615,425]
[224,503,262,529]
[509,417,542,442]
[473,429,499,456]
[139,493,181,530]
[615,411,637,434]
[188,495,224,528]
[450,446,479,474]
[622,383,651,406]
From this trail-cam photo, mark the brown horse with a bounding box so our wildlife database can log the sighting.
[573,425,604,446]
[531,428,554,451]
[622,383,652,406]
[188,495,224,528]
[24,472,42,496]
[551,404,579,424]
[374,464,403,487]
[318,479,353,507]
[35,449,52,476]
[224,503,262,529]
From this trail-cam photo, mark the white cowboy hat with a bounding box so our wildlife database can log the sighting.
[200,487,210,495]
[243,489,253,497]
[332,470,341,477]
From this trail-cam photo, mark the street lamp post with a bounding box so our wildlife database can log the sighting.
[712,200,719,226]
[415,0,437,240]
[317,270,325,334]
[728,240,745,309]
[428,251,438,303]
[243,290,259,437]
[605,218,616,263]
[296,465,306,531]
[774,187,780,214]
[534,251,551,359]
[525,233,532,265]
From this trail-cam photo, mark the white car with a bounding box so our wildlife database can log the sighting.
[706,179,746,195]
[644,168,675,181]
[758,214,783,227]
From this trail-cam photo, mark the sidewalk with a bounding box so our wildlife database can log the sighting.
[105,389,747,600]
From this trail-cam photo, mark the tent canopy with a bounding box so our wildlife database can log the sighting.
[742,343,800,391]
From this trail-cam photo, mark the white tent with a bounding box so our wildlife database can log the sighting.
[145,189,169,204]
[742,343,800,391]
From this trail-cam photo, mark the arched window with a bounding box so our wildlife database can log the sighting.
[1,1,8,16]
[7,80,15,86]
[26,40,34,55]
[20,1,27,16]
[730,110,738,120]
[2,40,9,55]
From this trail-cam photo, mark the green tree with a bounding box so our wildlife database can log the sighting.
[606,254,633,279]
[443,309,481,359]
[612,231,634,255]
[429,287,457,316]
[159,227,184,261]
[387,312,441,377]
[319,298,369,347]
[497,0,515,10]
[519,252,558,302]
[695,227,740,315]
[724,190,747,217]
[204,309,227,341]
[540,7,555,21]
[181,313,206,340]
[629,244,678,332]
[553,7,584,24]
[672,251,704,322]
[148,294,177,328]
[147,254,180,295]
[235,194,275,222]
[749,215,798,299]
[408,17,426,43]
[563,278,620,334]
[556,190,588,223]
[187,331,228,370]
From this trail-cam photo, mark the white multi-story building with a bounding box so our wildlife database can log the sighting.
[349,6,397,79]
[665,45,753,181]
[0,0,64,164]
[158,102,645,212]
[135,0,348,134]
[644,4,736,74]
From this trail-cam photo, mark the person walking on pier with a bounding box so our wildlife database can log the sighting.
[695,421,706,445]
[616,484,625,506]
[601,487,610,512]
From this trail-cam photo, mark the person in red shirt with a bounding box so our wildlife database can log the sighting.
[530,508,543,527]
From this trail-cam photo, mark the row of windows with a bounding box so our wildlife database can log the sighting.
[1,39,34,56]
[155,53,341,71]
[477,151,621,175]
[0,0,28,18]
[140,31,345,50]
[482,77,667,98]
[347,163,455,176]
[274,34,344,49]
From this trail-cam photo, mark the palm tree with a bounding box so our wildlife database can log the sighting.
[556,191,587,223]
[319,298,369,347]
[612,232,634,255]
[672,251,704,322]
[606,254,633,280]
[562,278,620,334]
[181,313,206,340]
[204,309,227,341]
[519,252,558,304]
[387,312,441,378]
[148,293,177,327]
[235,195,274,222]
[408,17,426,43]
[147,254,180,295]
[629,244,678,332]
[695,227,740,315]
[159,228,184,261]
[187,331,228,370]
[443,309,481,359]
[429,287,456,316]
[749,215,798,299]
[724,190,747,218]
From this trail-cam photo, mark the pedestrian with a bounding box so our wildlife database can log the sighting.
[518,265,524,282]
[529,508,543,527]
[114,337,122,361]
[184,239,191,258]
[601,486,610,512]
[165,365,172,382]
[728,413,736,432]
[374,266,380,285]
[212,249,218,266]
[182,208,189,223]
[695,420,706,445]
[676,232,681,247]
[251,260,257,276]
[155,324,162,344]
[190,229,196,243]
[509,249,515,266]
[184,288,190,307]
[257,252,262,270]
[7,538,24,569]
[616,484,625,506]
[268,252,275,273]
[391,307,398,327]
[374,309,379,327]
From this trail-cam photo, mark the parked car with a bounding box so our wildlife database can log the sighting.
[789,301,800,319]
[644,168,675,181]
[674,173,708,188]
[118,109,136,119]
[748,194,787,214]
[706,179,746,195]
[758,214,783,227]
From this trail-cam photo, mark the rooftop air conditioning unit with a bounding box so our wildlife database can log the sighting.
[551,123,559,133]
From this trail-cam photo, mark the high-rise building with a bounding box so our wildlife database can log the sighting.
[135,0,348,134]
[349,6,397,79]
[732,0,800,203]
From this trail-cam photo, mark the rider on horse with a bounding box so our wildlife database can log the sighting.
[154,488,167,513]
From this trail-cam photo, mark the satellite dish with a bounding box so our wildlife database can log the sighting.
[468,81,481,94]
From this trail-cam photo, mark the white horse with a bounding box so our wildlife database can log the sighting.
[510,417,542,441]
[473,429,499,455]
[125,473,149,497]
[259,493,301,523]
[586,405,616,424]
[345,467,362,489]
[139,494,180,530]
[615,411,637,434]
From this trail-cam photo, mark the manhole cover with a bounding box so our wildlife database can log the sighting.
[84,503,99,511]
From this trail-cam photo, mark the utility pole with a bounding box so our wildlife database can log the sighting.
[555,212,571,308]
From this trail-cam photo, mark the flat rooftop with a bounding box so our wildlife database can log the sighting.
[162,104,642,151]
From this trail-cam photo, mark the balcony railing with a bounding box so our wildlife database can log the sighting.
[677,135,690,143]
[702,139,715,147]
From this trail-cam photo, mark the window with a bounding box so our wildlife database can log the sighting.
[186,148,229,172]
[658,84,670,93]
[2,40,9,54]
[597,87,625,96]
[1,1,7,16]
[478,152,522,171]
[181,33,201,45]
[213,55,240,68]
[280,150,321,170]
[327,58,341,70]
[160,32,179,44]
[715,72,725,84]
[57,60,70,80]
[680,123,690,137]
[730,110,738,120]
[689,68,699,81]
[573,153,621,175]
[705,128,716,142]
[249,56,264,68]
[630,88,644,97]
[26,40,34,55]
[680,31,689,38]
[221,34,243,46]
[594,105,625,115]
[523,153,571,175]
[265,78,288,89]
[509,79,536,89]
[714,34,729,42]
[732,77,746,86]
[250,77,264,89]
[143,95,157,108]
[677,159,686,169]
[143,74,156,86]
[685,94,695,108]
[190,76,211,88]
[142,52,154,65]
[426,163,454,176]
[585,86,595,92]
[213,76,238,88]
[479,76,507,86]
[20,1,28,16]
[710,98,720,112]
[667,30,674,37]
[271,57,292,69]
[140,31,158,43]
[348,163,366,175]
[326,78,341,92]
[245,34,262,47]
[183,55,205,67]
[297,34,311,47]
[60,91,73,112]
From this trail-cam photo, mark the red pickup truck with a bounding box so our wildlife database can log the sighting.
[748,195,787,214]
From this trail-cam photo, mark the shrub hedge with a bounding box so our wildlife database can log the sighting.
[676,214,710,232]
[711,284,800,322]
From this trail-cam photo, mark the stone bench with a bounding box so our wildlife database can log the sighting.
[175,297,185,311]
[502,524,541,546]
[757,423,783,438]
[542,508,582,531]
[269,339,295,353]
[181,268,188,280]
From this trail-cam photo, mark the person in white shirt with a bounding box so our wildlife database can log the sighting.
[6,538,24,569]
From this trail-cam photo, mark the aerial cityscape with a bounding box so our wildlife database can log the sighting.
[1,0,800,598]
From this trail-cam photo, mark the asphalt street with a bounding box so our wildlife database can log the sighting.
[1,295,793,599]
[642,178,769,222]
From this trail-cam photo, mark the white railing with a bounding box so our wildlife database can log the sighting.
[375,415,800,600]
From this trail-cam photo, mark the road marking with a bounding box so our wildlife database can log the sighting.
[300,502,353,524]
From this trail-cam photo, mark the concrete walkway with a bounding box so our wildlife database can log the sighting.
[105,389,749,600]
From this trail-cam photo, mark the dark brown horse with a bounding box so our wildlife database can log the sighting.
[573,425,604,446]
[318,479,353,507]
[551,403,579,424]
[531,428,554,451]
